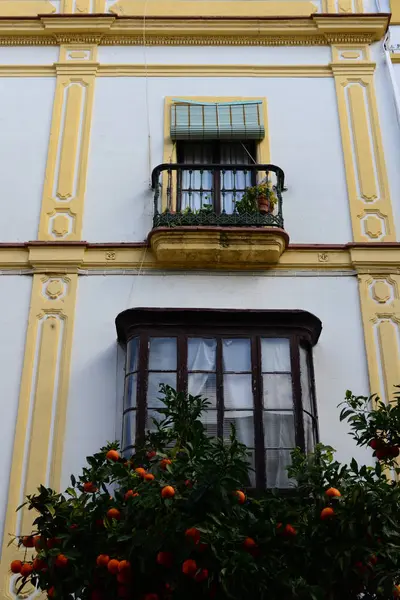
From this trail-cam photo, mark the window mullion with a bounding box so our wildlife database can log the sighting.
[136,334,149,446]
[290,335,305,451]
[252,336,266,489]
[216,338,224,438]
[177,335,187,394]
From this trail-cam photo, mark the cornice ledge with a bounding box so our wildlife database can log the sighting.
[349,245,400,274]
[28,243,86,273]
[330,61,376,75]
[313,14,389,42]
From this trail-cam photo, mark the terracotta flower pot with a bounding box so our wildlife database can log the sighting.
[257,194,270,215]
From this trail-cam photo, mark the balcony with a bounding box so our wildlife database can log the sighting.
[149,163,289,269]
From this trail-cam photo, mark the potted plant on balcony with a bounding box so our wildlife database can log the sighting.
[235,182,277,215]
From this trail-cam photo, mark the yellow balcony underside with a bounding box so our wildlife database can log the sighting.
[148,227,289,269]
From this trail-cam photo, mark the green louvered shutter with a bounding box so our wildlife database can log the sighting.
[170,100,265,141]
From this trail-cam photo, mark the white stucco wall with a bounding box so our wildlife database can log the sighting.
[62,272,370,487]
[84,75,351,244]
[0,276,31,551]
[0,47,59,65]
[0,78,55,241]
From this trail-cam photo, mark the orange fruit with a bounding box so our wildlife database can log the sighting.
[135,468,146,477]
[161,486,175,499]
[107,508,121,521]
[144,473,155,481]
[10,560,22,574]
[156,552,173,567]
[234,490,246,504]
[284,524,297,537]
[198,542,208,552]
[185,480,193,488]
[47,538,61,549]
[243,537,257,550]
[33,535,42,550]
[325,487,341,498]
[182,559,197,576]
[96,554,110,567]
[394,585,400,598]
[22,536,34,548]
[369,554,378,566]
[194,568,209,583]
[118,560,131,573]
[320,507,335,520]
[147,450,157,459]
[55,554,68,568]
[160,459,172,470]
[185,527,201,544]
[33,558,46,571]
[48,587,55,598]
[107,559,120,574]
[117,572,131,584]
[106,449,120,462]
[124,490,136,500]
[20,563,33,577]
[83,482,97,493]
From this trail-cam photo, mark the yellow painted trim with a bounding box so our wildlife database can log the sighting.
[0,15,389,46]
[0,273,78,599]
[38,45,98,241]
[390,53,400,63]
[3,243,400,272]
[0,1,55,16]
[331,46,396,242]
[390,0,400,25]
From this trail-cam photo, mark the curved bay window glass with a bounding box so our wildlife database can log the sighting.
[116,309,322,489]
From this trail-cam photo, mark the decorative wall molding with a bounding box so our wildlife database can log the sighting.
[331,45,396,243]
[358,274,400,406]
[0,14,389,46]
[0,1,56,17]
[38,45,98,241]
[0,273,78,600]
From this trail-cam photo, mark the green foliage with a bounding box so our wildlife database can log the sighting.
[234,182,277,214]
[11,386,400,600]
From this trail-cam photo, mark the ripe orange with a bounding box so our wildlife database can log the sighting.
[198,542,208,553]
[185,527,201,544]
[33,535,42,550]
[117,572,131,585]
[124,489,138,500]
[55,554,68,568]
[182,559,197,576]
[325,487,341,498]
[160,459,172,470]
[22,536,34,548]
[106,449,120,462]
[161,486,175,499]
[10,560,22,574]
[185,480,193,488]
[284,524,297,537]
[243,537,257,550]
[107,508,121,521]
[135,468,146,477]
[96,554,110,567]
[83,482,97,493]
[194,568,209,583]
[48,587,55,598]
[33,557,46,571]
[47,538,61,549]
[369,554,378,566]
[144,473,155,481]
[320,507,335,520]
[20,563,33,577]
[118,560,131,573]
[107,559,120,575]
[234,490,246,504]
[147,450,157,459]
[394,585,400,598]
[157,552,173,567]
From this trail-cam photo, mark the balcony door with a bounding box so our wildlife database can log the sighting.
[176,141,256,214]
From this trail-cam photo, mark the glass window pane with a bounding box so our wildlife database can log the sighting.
[122,411,136,451]
[222,338,251,372]
[263,411,295,448]
[224,374,253,409]
[124,374,137,410]
[126,337,139,374]
[188,373,216,407]
[261,338,291,372]
[266,449,293,489]
[223,411,254,447]
[263,374,293,409]
[200,410,218,438]
[300,346,313,414]
[188,338,216,371]
[146,408,171,433]
[147,372,176,408]
[246,448,256,487]
[149,338,177,370]
[304,413,316,454]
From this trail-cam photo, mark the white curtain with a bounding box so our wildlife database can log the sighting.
[181,144,213,211]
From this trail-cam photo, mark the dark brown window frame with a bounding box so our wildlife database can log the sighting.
[116,308,322,489]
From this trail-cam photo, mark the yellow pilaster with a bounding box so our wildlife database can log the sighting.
[0,274,78,599]
[38,44,98,241]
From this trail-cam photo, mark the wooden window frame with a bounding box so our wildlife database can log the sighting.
[117,308,322,489]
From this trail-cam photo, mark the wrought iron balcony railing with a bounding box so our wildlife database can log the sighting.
[152,163,285,229]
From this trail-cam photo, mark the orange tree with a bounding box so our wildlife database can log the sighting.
[10,385,400,600]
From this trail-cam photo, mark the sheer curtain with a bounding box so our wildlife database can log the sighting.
[181,143,213,211]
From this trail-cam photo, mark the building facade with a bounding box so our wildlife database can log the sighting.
[1,0,400,597]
